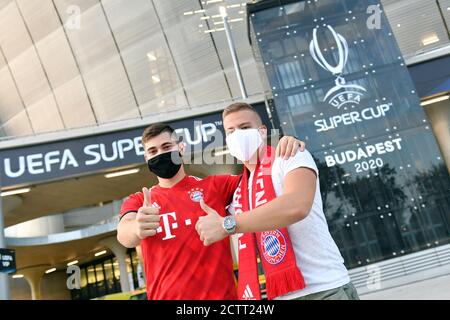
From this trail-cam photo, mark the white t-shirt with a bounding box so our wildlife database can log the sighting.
[229,149,350,299]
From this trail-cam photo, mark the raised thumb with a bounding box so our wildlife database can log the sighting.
[200,199,214,215]
[142,187,152,207]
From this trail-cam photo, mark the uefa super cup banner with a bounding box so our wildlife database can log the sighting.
[0,104,272,188]
[248,0,447,177]
[248,0,450,268]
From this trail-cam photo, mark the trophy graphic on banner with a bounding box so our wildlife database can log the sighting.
[309,25,367,109]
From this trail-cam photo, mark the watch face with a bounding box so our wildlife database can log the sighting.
[224,217,235,230]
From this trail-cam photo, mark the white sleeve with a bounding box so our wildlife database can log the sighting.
[226,189,239,215]
[278,149,319,179]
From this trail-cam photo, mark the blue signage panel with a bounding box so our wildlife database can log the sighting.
[248,0,450,268]
[0,103,272,188]
[0,248,16,274]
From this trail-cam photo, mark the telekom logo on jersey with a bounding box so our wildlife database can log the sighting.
[158,212,177,240]
[152,183,203,240]
[155,210,194,241]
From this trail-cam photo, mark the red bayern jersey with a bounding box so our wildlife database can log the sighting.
[120,174,241,300]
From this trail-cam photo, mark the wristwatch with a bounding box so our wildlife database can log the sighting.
[222,216,237,235]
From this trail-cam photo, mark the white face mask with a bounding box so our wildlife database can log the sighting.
[226,128,263,162]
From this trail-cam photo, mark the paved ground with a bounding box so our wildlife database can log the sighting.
[359,273,450,300]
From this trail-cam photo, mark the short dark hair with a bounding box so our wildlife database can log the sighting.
[222,102,261,122]
[141,123,176,145]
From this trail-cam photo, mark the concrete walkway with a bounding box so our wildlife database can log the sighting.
[359,273,450,300]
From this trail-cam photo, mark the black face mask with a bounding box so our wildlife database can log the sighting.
[147,150,182,179]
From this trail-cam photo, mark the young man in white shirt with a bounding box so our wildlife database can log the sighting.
[196,102,359,300]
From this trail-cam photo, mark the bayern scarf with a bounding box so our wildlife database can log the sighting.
[235,145,306,300]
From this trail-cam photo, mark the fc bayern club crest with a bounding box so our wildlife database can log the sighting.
[188,188,204,202]
[260,230,287,265]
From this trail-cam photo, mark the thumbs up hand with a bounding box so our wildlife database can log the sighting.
[195,199,227,246]
[135,187,160,240]
[142,187,152,207]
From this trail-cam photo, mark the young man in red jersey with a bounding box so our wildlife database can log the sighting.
[117,122,304,300]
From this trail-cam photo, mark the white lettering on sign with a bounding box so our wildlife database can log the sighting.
[83,138,144,165]
[84,144,102,166]
[175,123,217,145]
[330,91,361,108]
[325,138,402,167]
[314,103,391,133]
[2,123,219,181]
[134,136,144,156]
[0,255,13,261]
[0,252,14,269]
[4,149,79,178]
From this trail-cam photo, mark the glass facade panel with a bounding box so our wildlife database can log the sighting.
[382,0,450,57]
[438,0,450,29]
[70,252,141,300]
[95,263,106,297]
[151,0,233,106]
[249,0,450,269]
[100,0,188,116]
[128,249,138,290]
[103,259,116,294]
[54,0,141,123]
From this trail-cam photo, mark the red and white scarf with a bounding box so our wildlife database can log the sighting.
[235,145,306,300]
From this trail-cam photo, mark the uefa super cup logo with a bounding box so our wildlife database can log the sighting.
[309,25,366,109]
